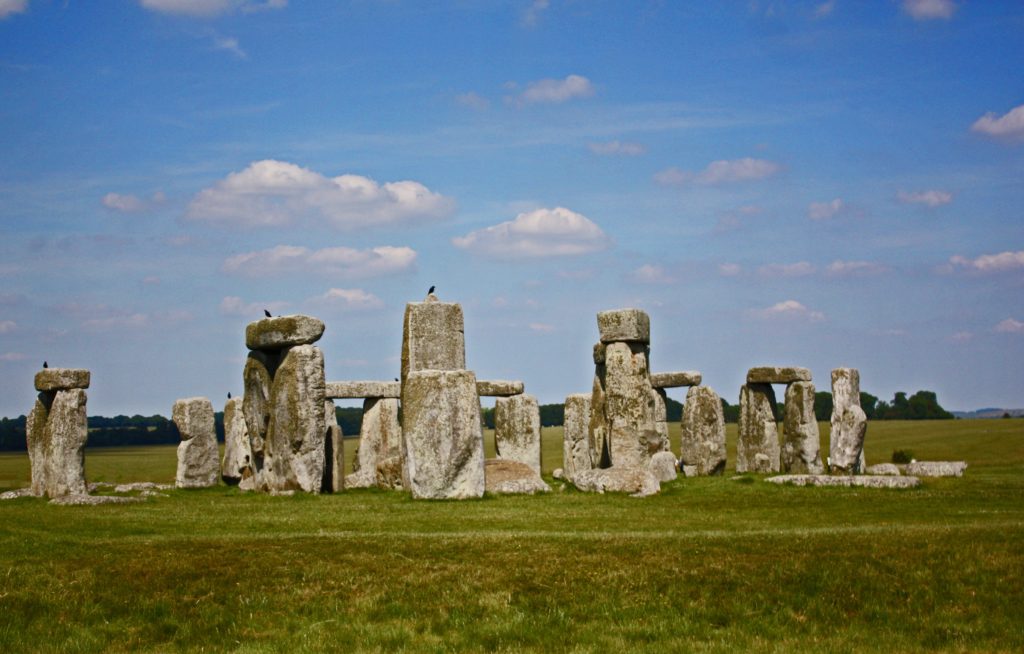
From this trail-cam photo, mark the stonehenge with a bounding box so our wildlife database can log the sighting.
[173,397,219,489]
[27,367,90,498]
[829,368,867,474]
[737,367,822,474]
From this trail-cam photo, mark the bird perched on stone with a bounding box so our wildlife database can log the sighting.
[43,361,48,369]
[227,392,232,399]
[428,285,435,295]
[264,309,272,318]
[394,377,399,382]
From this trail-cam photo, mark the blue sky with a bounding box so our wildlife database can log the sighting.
[1,0,1022,417]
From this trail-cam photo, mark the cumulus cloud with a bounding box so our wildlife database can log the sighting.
[219,296,288,317]
[311,288,384,311]
[222,244,417,278]
[902,0,956,21]
[0,320,15,334]
[808,198,844,220]
[452,207,610,259]
[455,92,490,110]
[995,318,1024,334]
[511,75,594,106]
[826,260,888,276]
[588,141,646,156]
[896,189,953,207]
[629,264,675,284]
[970,104,1024,141]
[758,262,815,277]
[186,160,453,229]
[0,0,27,19]
[654,158,780,186]
[139,0,285,17]
[949,250,1024,273]
[752,300,825,322]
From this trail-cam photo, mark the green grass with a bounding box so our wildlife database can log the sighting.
[1,419,1022,652]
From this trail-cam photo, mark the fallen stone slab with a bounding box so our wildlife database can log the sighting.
[865,463,901,476]
[0,488,34,500]
[905,461,967,477]
[648,451,678,482]
[597,308,650,344]
[49,494,147,506]
[34,368,90,392]
[325,380,400,399]
[87,482,115,492]
[484,459,550,495]
[746,367,812,384]
[572,466,660,498]
[765,474,920,489]
[245,315,325,350]
[114,482,174,493]
[476,379,525,397]
[649,371,702,388]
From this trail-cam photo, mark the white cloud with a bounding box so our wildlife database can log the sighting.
[186,160,454,229]
[529,322,555,333]
[0,352,28,362]
[629,264,675,284]
[949,251,1024,273]
[655,158,780,186]
[0,0,27,19]
[0,320,15,333]
[813,1,836,18]
[102,193,146,213]
[453,207,609,259]
[902,0,956,21]
[219,296,288,317]
[752,300,825,322]
[826,260,888,276]
[222,244,417,278]
[139,0,285,17]
[718,263,742,276]
[213,35,246,59]
[512,75,594,106]
[896,189,953,207]
[970,104,1024,141]
[588,141,646,156]
[455,92,490,110]
[758,262,815,277]
[808,198,844,220]
[995,318,1024,334]
[311,288,384,311]
[521,0,549,27]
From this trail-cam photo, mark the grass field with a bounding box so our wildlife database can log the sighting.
[1,419,1022,652]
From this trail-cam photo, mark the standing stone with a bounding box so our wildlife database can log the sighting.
[401,369,485,500]
[589,343,610,468]
[679,385,727,476]
[562,393,592,479]
[400,297,466,387]
[27,368,90,498]
[737,384,780,473]
[173,397,219,489]
[221,397,252,485]
[830,368,867,475]
[26,394,51,497]
[652,388,670,452]
[242,350,277,473]
[603,340,661,469]
[781,381,824,474]
[322,399,344,493]
[494,393,542,475]
[349,397,402,489]
[262,344,326,493]
[649,451,678,482]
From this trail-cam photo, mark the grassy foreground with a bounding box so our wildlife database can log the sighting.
[0,419,1022,653]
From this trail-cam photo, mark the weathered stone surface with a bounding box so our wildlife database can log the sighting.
[0,488,34,500]
[746,367,812,384]
[323,399,344,493]
[401,369,485,500]
[376,455,405,490]
[50,494,146,506]
[484,458,550,494]
[114,482,173,492]
[400,300,466,389]
[592,342,606,365]
[26,388,89,498]
[221,397,252,485]
[572,466,660,498]
[597,308,650,344]
[261,345,326,493]
[649,451,678,482]
[242,350,277,468]
[737,384,780,473]
[652,388,670,451]
[650,371,702,388]
[602,341,662,468]
[552,468,565,480]
[325,380,400,399]
[562,394,592,480]
[589,361,609,468]
[830,368,867,475]
[173,397,219,489]
[781,381,824,474]
[494,393,542,475]
[34,368,90,392]
[348,397,402,489]
[679,385,727,476]
[765,475,920,489]
[245,315,325,350]
[905,461,968,477]
[476,380,525,397]
[866,463,901,476]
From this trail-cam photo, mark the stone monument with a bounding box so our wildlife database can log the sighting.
[27,367,90,498]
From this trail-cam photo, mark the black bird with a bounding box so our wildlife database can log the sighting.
[394,377,399,382]
[227,392,232,399]
[264,309,272,318]
[428,285,435,295]
[43,361,48,369]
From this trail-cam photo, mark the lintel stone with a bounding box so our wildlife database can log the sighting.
[477,380,525,397]
[650,371,702,388]
[34,368,90,392]
[325,380,400,399]
[597,309,650,344]
[746,366,811,384]
[245,315,325,350]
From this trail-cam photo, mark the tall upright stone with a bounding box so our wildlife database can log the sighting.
[737,383,780,473]
[603,340,662,468]
[781,381,823,474]
[679,385,727,476]
[323,399,344,493]
[588,342,610,468]
[27,369,90,498]
[400,295,465,389]
[494,393,542,475]
[174,397,219,489]
[401,369,485,499]
[221,396,252,484]
[830,368,867,474]
[348,397,403,489]
[562,393,592,479]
